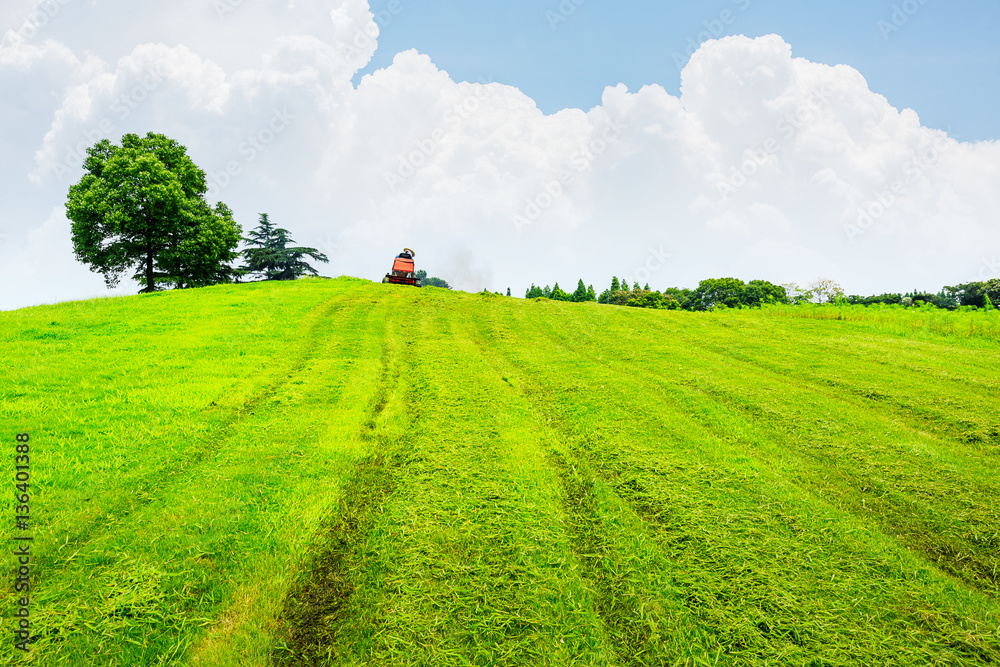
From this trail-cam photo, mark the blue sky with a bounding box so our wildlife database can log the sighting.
[358,0,999,142]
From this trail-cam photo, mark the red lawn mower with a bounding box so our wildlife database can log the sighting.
[382,248,421,287]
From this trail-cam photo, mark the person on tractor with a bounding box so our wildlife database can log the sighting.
[383,248,421,286]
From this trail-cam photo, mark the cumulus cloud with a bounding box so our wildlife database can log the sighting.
[1,5,998,310]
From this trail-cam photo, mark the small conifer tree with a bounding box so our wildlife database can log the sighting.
[241,214,329,281]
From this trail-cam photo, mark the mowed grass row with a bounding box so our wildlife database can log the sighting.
[523,304,1000,595]
[271,288,624,665]
[3,280,1000,665]
[468,296,1000,664]
[1,279,397,665]
[682,310,1000,453]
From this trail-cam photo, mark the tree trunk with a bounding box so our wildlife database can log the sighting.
[144,243,154,293]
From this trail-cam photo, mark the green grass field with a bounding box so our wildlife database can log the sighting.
[2,278,999,666]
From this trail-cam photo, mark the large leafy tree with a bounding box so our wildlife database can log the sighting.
[944,282,985,308]
[694,277,746,310]
[662,287,694,310]
[744,280,789,307]
[240,213,329,281]
[67,133,241,292]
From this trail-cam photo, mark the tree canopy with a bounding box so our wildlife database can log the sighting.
[240,214,329,281]
[525,279,595,302]
[626,291,679,310]
[592,277,785,310]
[693,277,748,310]
[66,132,241,292]
[527,273,997,314]
[808,278,846,304]
[414,270,451,289]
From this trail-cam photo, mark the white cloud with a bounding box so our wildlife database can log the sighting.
[2,12,999,311]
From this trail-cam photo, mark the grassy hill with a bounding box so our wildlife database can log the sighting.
[3,277,999,666]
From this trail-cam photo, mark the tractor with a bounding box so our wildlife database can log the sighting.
[382,248,421,287]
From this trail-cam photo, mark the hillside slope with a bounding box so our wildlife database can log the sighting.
[2,278,999,666]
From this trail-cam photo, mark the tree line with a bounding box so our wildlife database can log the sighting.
[527,276,788,311]
[526,276,1000,312]
[840,282,998,310]
[525,280,597,302]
